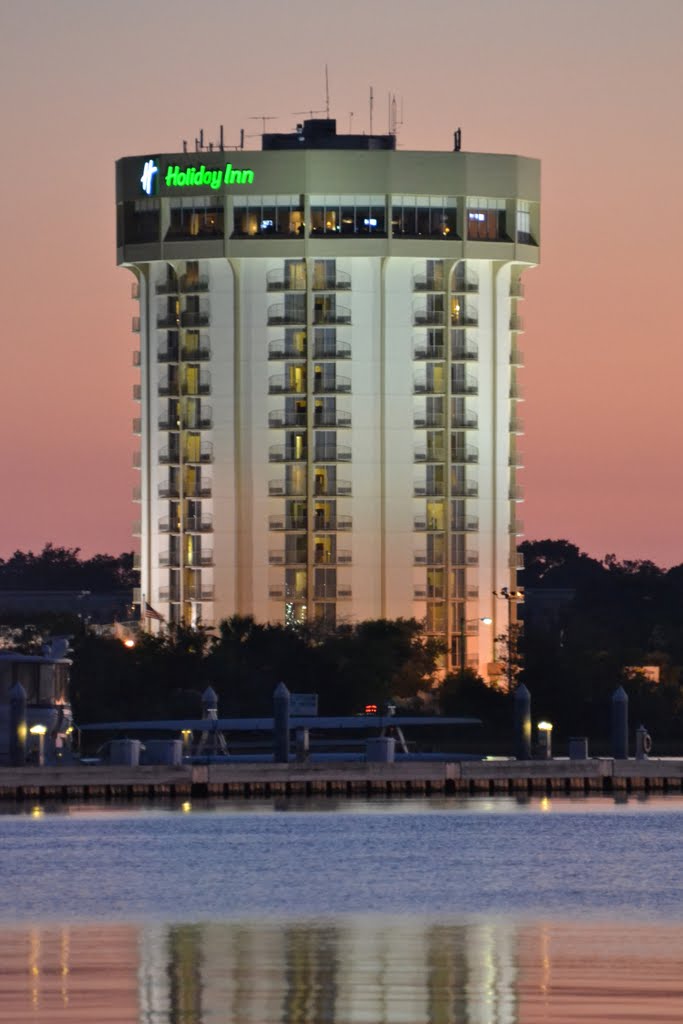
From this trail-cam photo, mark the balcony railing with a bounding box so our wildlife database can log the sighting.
[509,280,525,298]
[133,384,142,401]
[452,273,479,293]
[185,515,213,533]
[509,314,523,331]
[132,418,141,435]
[132,316,141,333]
[313,445,352,462]
[509,452,523,467]
[157,314,179,328]
[509,519,524,535]
[155,280,178,295]
[158,588,180,602]
[314,515,353,531]
[451,306,478,327]
[133,451,142,468]
[157,442,213,464]
[268,409,306,428]
[452,480,479,497]
[185,584,215,601]
[133,350,141,367]
[158,484,179,499]
[451,375,478,395]
[268,303,306,325]
[158,409,212,430]
[509,485,524,500]
[131,282,140,299]
[511,553,525,569]
[412,274,446,292]
[180,310,210,328]
[266,268,306,292]
[269,375,306,395]
[269,515,307,531]
[181,373,211,396]
[413,344,445,360]
[313,306,351,325]
[453,412,478,429]
[158,344,179,363]
[268,479,306,496]
[159,551,180,567]
[413,483,445,497]
[414,412,445,428]
[414,310,445,326]
[315,410,351,428]
[314,585,353,600]
[185,480,213,498]
[132,485,141,501]
[314,549,352,565]
[451,445,479,464]
[413,379,445,395]
[510,416,524,433]
[452,516,479,532]
[452,343,478,361]
[182,341,211,361]
[132,522,141,537]
[315,479,352,496]
[268,340,307,360]
[158,378,178,397]
[313,340,351,359]
[313,376,351,394]
[413,517,443,532]
[179,275,209,293]
[312,270,351,291]
[414,446,446,463]
[269,445,307,463]
[510,347,524,365]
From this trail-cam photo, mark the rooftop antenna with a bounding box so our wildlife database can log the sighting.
[349,111,354,133]
[325,64,330,118]
[219,124,224,152]
[249,115,278,133]
[183,140,188,153]
[369,86,373,136]
[293,108,326,120]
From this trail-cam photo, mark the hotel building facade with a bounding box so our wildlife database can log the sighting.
[116,119,540,678]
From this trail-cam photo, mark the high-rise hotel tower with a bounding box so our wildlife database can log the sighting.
[117,119,539,678]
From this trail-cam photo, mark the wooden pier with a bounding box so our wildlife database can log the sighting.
[2,758,683,801]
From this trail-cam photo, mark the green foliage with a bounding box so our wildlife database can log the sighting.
[438,669,509,725]
[0,544,135,591]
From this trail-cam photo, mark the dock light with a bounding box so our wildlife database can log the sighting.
[537,721,553,761]
[181,729,193,753]
[29,724,47,767]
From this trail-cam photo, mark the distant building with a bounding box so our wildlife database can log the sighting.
[117,118,540,677]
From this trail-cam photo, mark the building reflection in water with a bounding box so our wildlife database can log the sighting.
[3,917,683,1023]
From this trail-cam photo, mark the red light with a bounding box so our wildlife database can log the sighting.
[364,704,378,714]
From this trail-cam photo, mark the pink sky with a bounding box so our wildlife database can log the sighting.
[1,0,681,565]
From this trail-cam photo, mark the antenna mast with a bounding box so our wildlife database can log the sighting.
[369,86,373,136]
[325,64,330,118]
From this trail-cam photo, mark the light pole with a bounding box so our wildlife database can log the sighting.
[493,586,523,691]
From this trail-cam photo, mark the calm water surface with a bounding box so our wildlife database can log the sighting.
[2,796,683,1022]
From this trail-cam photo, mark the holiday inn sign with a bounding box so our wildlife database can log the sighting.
[140,159,255,195]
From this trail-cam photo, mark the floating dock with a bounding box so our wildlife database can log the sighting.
[2,759,683,801]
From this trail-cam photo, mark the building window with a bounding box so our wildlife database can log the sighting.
[166,197,224,240]
[119,199,160,245]
[516,200,536,245]
[309,196,386,236]
[466,197,507,241]
[232,195,303,237]
[392,197,458,238]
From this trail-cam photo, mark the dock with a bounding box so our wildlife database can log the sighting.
[2,758,683,801]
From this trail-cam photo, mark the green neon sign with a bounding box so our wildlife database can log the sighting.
[164,163,255,190]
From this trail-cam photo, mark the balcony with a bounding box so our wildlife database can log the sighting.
[266,268,306,292]
[314,585,353,600]
[269,515,307,531]
[132,418,141,435]
[452,480,479,497]
[157,343,179,363]
[314,549,352,565]
[132,316,141,333]
[158,442,214,464]
[268,409,306,428]
[133,350,141,367]
[131,281,140,299]
[413,482,445,497]
[185,584,215,601]
[413,586,428,599]
[510,346,524,366]
[510,416,524,433]
[451,445,479,464]
[315,410,351,428]
[269,445,307,463]
[180,310,210,328]
[186,479,213,498]
[133,451,142,468]
[453,411,478,429]
[133,553,141,569]
[180,275,209,293]
[509,280,525,298]
[312,270,351,291]
[132,485,141,502]
[452,516,479,532]
[159,551,180,567]
[313,340,351,359]
[413,517,443,532]
[314,515,353,532]
[132,521,141,536]
[315,479,352,497]
[452,273,479,293]
[509,314,523,331]
[268,375,306,395]
[185,515,213,533]
[158,483,180,499]
[181,372,211,396]
[181,340,211,361]
[414,446,446,463]
[157,314,179,329]
[268,340,307,360]
[158,409,212,430]
[313,445,352,463]
[155,280,178,295]
[509,519,524,535]
[313,305,351,325]
[451,306,478,327]
[158,377,178,397]
[509,485,524,500]
[414,412,445,428]
[452,343,478,361]
[268,303,306,326]
[158,588,180,603]
[413,344,445,360]
[268,479,305,496]
[510,382,522,399]
[133,384,142,401]
[511,552,525,569]
[452,375,478,395]
[414,309,445,327]
[509,452,524,467]
[313,376,351,394]
[413,379,445,395]
[412,274,446,292]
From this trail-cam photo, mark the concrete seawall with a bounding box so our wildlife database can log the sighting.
[2,759,683,801]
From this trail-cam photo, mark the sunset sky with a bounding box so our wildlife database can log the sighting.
[1,0,681,565]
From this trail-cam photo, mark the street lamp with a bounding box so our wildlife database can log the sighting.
[493,586,523,691]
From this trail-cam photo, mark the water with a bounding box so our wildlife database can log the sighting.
[3,796,683,1021]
